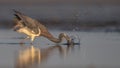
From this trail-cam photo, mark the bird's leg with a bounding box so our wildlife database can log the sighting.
[30,36,35,44]
[20,36,30,44]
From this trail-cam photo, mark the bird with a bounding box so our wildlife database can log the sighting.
[13,10,72,44]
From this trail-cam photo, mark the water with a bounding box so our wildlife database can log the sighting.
[0,30,120,68]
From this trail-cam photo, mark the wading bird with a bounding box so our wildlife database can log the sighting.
[13,10,72,44]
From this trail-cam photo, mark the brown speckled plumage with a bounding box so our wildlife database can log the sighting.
[13,10,72,44]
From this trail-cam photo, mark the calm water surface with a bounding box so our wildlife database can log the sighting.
[0,30,120,68]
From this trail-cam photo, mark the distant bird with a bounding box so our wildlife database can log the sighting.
[13,10,72,44]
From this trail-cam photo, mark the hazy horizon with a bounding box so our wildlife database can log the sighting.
[0,0,120,30]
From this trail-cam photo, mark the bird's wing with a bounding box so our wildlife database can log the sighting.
[13,10,40,34]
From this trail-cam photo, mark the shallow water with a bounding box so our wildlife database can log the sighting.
[0,30,120,68]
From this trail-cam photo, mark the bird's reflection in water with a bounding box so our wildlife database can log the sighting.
[15,45,40,68]
[14,44,79,68]
[14,44,65,68]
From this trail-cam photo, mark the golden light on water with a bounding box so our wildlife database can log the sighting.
[14,44,75,68]
[15,45,41,68]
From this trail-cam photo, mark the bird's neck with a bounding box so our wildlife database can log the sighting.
[42,32,71,44]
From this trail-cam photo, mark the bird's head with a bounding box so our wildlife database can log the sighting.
[69,35,80,45]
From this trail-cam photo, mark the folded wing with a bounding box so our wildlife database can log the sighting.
[13,9,40,34]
